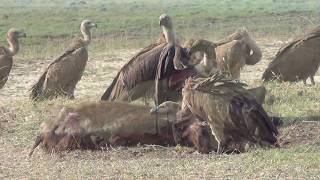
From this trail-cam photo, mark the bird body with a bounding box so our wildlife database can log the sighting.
[262,27,320,85]
[30,20,97,100]
[0,28,26,89]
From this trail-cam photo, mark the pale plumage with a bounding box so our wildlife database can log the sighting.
[30,20,97,100]
[0,28,26,89]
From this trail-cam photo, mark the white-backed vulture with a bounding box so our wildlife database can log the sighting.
[215,29,262,79]
[262,27,320,85]
[101,14,190,102]
[0,28,26,89]
[30,20,97,100]
[181,74,278,153]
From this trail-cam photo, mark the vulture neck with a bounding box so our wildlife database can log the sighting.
[7,37,19,56]
[195,51,216,76]
[162,26,175,44]
[81,27,91,46]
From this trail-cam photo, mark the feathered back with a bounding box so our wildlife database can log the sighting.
[183,73,247,96]
[101,42,167,101]
[273,26,320,61]
[182,74,278,143]
[262,26,320,82]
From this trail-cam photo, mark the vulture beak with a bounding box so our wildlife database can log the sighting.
[91,23,97,28]
[19,32,27,38]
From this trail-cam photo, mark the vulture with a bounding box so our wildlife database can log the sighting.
[262,27,320,85]
[0,28,26,89]
[101,14,190,102]
[181,74,278,153]
[30,20,97,100]
[215,28,262,79]
[186,28,262,79]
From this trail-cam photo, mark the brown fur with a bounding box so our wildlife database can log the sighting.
[30,20,96,100]
[215,29,262,79]
[29,101,176,155]
[181,75,278,153]
[262,26,320,85]
[0,28,26,89]
[173,108,213,153]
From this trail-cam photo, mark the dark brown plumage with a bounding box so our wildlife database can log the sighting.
[181,74,278,153]
[262,26,320,85]
[101,14,189,102]
[0,28,26,89]
[30,20,97,100]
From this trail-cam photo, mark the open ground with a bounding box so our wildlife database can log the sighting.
[0,0,320,178]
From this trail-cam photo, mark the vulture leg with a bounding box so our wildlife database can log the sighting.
[310,76,315,85]
[217,141,226,154]
[303,79,307,86]
[65,82,77,99]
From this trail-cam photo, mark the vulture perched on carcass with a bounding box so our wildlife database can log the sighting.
[101,15,218,103]
[30,20,97,100]
[262,26,320,85]
[181,74,279,153]
[0,28,26,89]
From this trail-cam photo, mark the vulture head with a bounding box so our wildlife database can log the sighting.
[81,19,98,30]
[159,14,173,29]
[150,101,181,117]
[187,39,217,76]
[80,20,97,45]
[7,28,27,40]
[159,14,175,44]
[188,39,216,58]
[7,28,26,56]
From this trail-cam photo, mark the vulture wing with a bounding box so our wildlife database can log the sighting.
[155,43,190,105]
[101,32,168,100]
[101,42,167,100]
[0,55,13,89]
[269,26,320,68]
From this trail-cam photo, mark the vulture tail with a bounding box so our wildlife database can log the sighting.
[30,71,47,101]
[101,71,121,101]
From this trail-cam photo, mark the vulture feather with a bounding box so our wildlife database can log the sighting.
[262,26,320,85]
[0,28,26,89]
[181,74,278,153]
[30,20,97,100]
[101,14,189,102]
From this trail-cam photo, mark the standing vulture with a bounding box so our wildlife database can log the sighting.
[181,74,278,153]
[0,28,26,89]
[30,20,97,100]
[262,27,320,85]
[101,14,190,102]
[186,29,262,79]
[215,28,262,79]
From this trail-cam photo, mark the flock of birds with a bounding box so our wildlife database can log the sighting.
[1,14,320,154]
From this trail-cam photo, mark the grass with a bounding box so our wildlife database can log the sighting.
[0,0,320,58]
[0,0,320,179]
